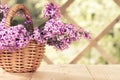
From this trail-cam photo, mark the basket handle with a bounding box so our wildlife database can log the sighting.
[5,4,34,32]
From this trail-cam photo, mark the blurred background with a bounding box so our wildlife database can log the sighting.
[5,0,120,65]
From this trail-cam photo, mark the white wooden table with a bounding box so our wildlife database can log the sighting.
[0,65,120,80]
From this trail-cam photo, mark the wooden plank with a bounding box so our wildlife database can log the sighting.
[69,15,120,64]
[61,0,74,14]
[1,65,120,80]
[31,65,93,80]
[94,44,117,64]
[114,0,120,6]
[43,55,54,64]
[63,13,79,28]
[87,65,120,80]
[0,68,33,80]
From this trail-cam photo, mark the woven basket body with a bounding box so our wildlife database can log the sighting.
[0,4,45,73]
[0,41,45,72]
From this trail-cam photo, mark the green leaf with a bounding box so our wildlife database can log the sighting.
[38,18,48,29]
[11,20,18,26]
[0,12,3,22]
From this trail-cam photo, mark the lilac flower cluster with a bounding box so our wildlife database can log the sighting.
[0,4,9,17]
[33,19,91,50]
[0,25,29,51]
[44,19,81,49]
[33,19,77,50]
[43,3,61,20]
[32,3,91,50]
[0,5,30,51]
[0,18,6,31]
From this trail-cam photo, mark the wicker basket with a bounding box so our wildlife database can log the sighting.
[0,4,45,73]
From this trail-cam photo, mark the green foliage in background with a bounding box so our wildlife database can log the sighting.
[8,0,120,64]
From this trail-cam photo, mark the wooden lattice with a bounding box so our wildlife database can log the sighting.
[114,0,120,6]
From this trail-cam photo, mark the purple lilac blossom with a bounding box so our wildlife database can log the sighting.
[0,24,30,51]
[78,28,91,39]
[0,4,9,17]
[43,3,61,20]
[30,27,46,44]
[33,19,91,50]
[0,18,6,30]
[0,4,31,51]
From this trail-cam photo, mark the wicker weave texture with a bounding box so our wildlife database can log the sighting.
[0,41,45,72]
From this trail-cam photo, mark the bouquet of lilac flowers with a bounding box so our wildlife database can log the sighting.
[0,4,31,51]
[0,3,91,51]
[32,3,91,50]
